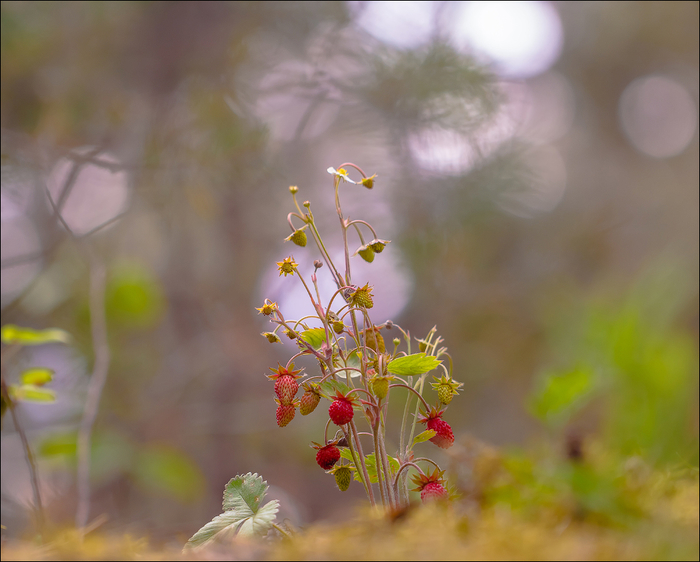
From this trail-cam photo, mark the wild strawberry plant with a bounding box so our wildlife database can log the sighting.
[260,164,462,510]
[186,164,463,548]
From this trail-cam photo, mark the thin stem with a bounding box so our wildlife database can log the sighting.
[349,420,375,506]
[389,383,430,411]
[76,252,111,531]
[346,219,379,242]
[373,428,387,509]
[1,379,45,532]
[342,425,374,506]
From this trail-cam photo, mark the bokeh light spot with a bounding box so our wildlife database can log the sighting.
[618,75,698,159]
[450,1,564,78]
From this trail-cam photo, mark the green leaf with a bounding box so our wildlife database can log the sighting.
[1,324,71,346]
[319,378,351,400]
[134,444,205,504]
[299,327,327,350]
[387,353,441,376]
[20,368,54,386]
[184,473,279,550]
[411,429,436,448]
[528,366,594,426]
[340,450,399,483]
[9,384,56,403]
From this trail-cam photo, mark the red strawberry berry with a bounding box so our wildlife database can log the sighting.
[299,383,321,415]
[312,442,341,470]
[329,392,355,426]
[275,375,299,404]
[411,468,448,503]
[418,406,455,449]
[420,481,448,502]
[276,402,296,427]
[268,363,303,405]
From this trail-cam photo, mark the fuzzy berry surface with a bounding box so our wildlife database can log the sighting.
[276,403,296,427]
[299,389,320,415]
[420,481,448,502]
[275,375,299,404]
[426,417,454,449]
[329,397,354,426]
[316,444,341,470]
[334,467,352,491]
[437,384,453,405]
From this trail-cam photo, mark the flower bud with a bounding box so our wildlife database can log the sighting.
[289,185,299,194]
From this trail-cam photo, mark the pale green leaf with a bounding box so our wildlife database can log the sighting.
[20,368,54,386]
[184,473,279,550]
[411,429,437,448]
[387,353,441,376]
[1,325,71,346]
[222,472,268,512]
[299,327,327,350]
[528,366,595,426]
[9,384,56,403]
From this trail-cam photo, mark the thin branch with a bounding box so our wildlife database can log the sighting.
[0,378,45,532]
[75,252,110,531]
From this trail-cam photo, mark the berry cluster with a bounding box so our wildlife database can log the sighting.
[257,165,463,509]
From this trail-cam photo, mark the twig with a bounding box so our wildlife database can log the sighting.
[75,252,110,531]
[0,377,45,532]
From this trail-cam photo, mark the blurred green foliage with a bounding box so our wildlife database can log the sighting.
[0,0,697,551]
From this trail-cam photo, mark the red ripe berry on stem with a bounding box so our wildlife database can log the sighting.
[418,405,455,449]
[411,468,448,503]
[311,441,341,470]
[268,363,303,404]
[275,400,297,427]
[329,391,355,426]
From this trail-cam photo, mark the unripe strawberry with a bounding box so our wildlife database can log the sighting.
[333,321,345,334]
[349,283,374,309]
[299,383,321,415]
[276,402,296,427]
[431,375,463,406]
[333,466,352,491]
[358,245,375,263]
[370,375,391,400]
[329,392,355,426]
[285,228,308,247]
[312,443,341,470]
[418,406,455,449]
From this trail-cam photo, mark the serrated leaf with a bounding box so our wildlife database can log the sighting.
[387,353,441,376]
[184,473,280,550]
[183,500,279,549]
[9,384,56,403]
[1,325,71,346]
[299,328,327,350]
[20,368,54,386]
[319,378,351,399]
[412,429,437,448]
[222,472,268,512]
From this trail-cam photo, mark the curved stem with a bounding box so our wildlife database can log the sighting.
[393,461,426,490]
[346,219,379,241]
[389,383,430,411]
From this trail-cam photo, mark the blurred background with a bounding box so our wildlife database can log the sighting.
[1,0,697,543]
